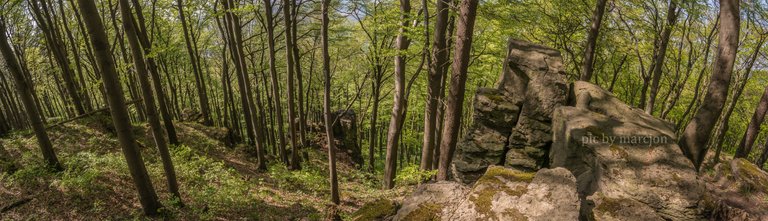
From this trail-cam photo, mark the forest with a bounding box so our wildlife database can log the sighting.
[1,0,768,220]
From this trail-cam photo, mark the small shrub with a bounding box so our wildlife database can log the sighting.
[395,165,437,186]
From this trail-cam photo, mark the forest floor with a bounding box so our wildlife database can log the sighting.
[0,113,414,220]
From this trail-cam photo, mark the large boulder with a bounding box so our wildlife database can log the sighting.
[392,166,580,221]
[702,158,768,220]
[392,181,470,221]
[452,39,567,183]
[550,81,705,220]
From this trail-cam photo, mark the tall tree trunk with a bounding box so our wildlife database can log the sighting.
[0,19,62,171]
[678,0,739,170]
[383,0,411,189]
[645,0,680,115]
[128,0,179,145]
[368,80,381,172]
[75,0,162,214]
[579,0,608,81]
[321,0,340,205]
[221,0,267,170]
[292,10,309,162]
[735,86,768,158]
[176,0,212,125]
[119,0,182,203]
[263,0,289,164]
[756,139,768,168]
[283,0,301,170]
[421,0,449,172]
[733,35,767,158]
[437,0,478,181]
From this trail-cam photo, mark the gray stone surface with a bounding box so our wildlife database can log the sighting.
[550,81,704,220]
[452,39,567,183]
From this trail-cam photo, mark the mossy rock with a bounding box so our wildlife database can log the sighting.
[469,166,535,220]
[732,158,768,194]
[476,166,535,185]
[401,203,442,221]
[351,199,398,221]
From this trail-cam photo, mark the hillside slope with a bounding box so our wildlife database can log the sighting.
[0,113,412,220]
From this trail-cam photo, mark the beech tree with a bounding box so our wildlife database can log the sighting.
[678,0,740,170]
[321,0,340,205]
[437,0,478,181]
[579,0,608,81]
[76,0,162,214]
[119,0,181,202]
[383,0,411,190]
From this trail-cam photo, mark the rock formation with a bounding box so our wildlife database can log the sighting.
[355,39,768,221]
[452,39,568,183]
[391,166,579,221]
[551,81,704,220]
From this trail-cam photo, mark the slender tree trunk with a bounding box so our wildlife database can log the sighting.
[176,0,212,125]
[119,0,182,203]
[437,0,478,181]
[646,0,679,115]
[321,0,340,205]
[283,0,301,170]
[0,19,62,171]
[263,0,289,164]
[679,0,739,170]
[579,0,608,81]
[733,36,767,158]
[221,0,267,170]
[76,0,162,214]
[420,0,449,172]
[756,139,768,168]
[735,86,768,158]
[368,80,381,172]
[383,0,411,189]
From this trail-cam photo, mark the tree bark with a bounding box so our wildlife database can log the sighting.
[321,0,340,205]
[579,0,608,81]
[421,0,450,172]
[735,86,768,158]
[383,0,411,189]
[645,0,680,115]
[263,0,289,164]
[733,35,767,158]
[283,0,301,170]
[437,0,478,181]
[75,0,162,214]
[119,0,182,203]
[678,0,739,170]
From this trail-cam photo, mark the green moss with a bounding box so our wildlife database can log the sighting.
[477,166,535,185]
[401,203,442,221]
[350,199,398,221]
[503,185,528,197]
[501,208,528,221]
[734,158,768,193]
[470,186,498,219]
[485,94,508,103]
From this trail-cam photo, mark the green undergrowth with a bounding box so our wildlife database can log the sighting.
[0,116,413,220]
